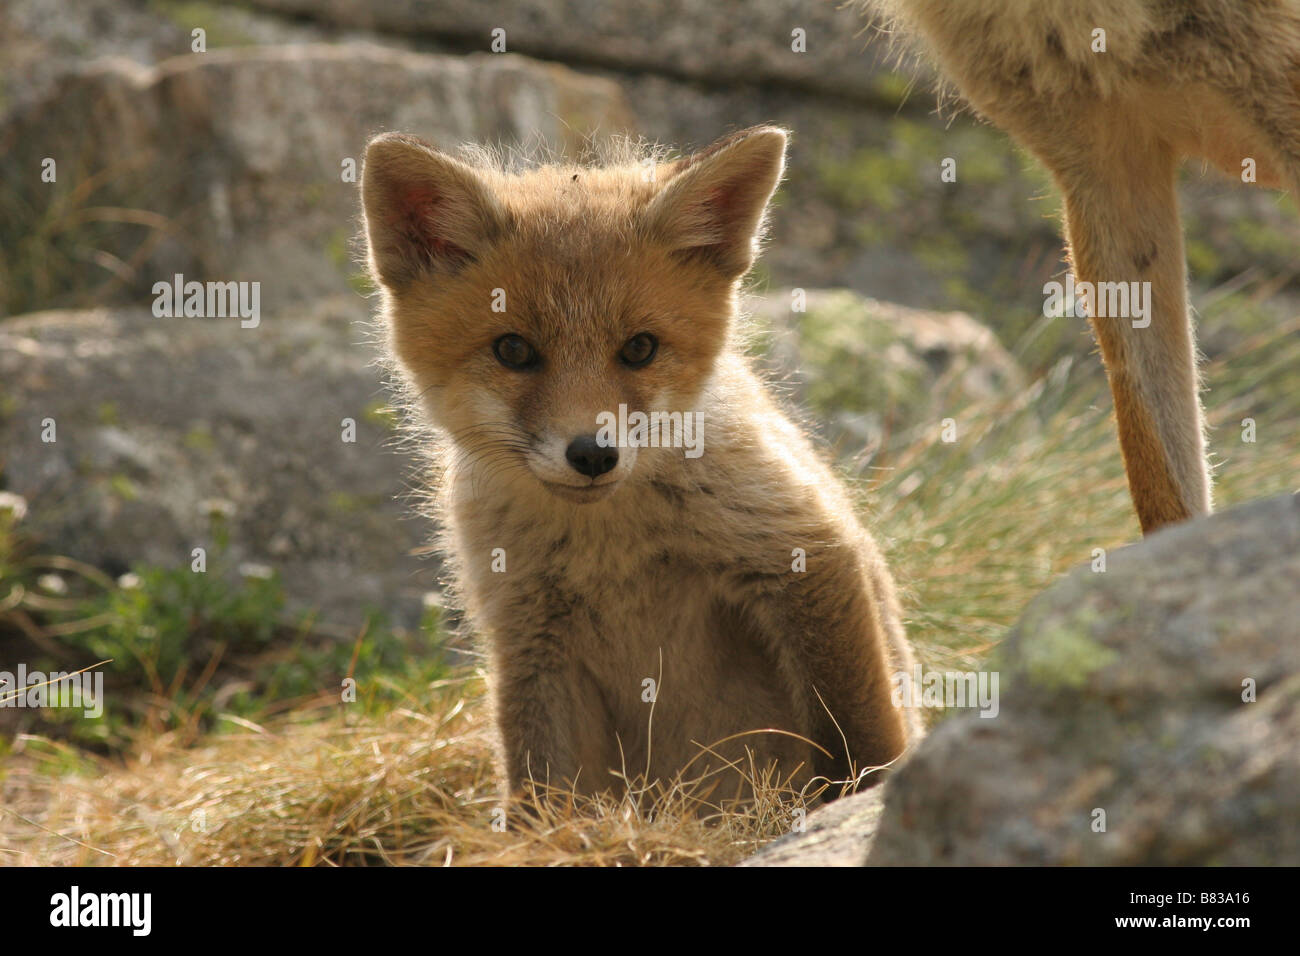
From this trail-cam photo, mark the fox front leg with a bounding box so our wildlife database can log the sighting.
[739,557,910,790]
[488,630,582,801]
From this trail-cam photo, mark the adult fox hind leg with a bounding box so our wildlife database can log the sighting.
[1031,49,1300,533]
[1028,113,1210,533]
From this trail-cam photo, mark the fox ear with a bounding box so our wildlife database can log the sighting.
[644,126,787,279]
[361,133,507,289]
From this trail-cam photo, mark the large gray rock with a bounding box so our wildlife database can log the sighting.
[239,1,1300,320]
[745,492,1300,866]
[242,0,910,101]
[884,492,1300,865]
[0,304,434,633]
[747,288,1023,455]
[0,43,632,316]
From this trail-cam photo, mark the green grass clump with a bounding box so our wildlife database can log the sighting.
[0,515,448,750]
[864,290,1300,674]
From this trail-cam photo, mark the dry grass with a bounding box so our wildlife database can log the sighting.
[0,676,825,866]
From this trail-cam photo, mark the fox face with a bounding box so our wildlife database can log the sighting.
[361,127,786,503]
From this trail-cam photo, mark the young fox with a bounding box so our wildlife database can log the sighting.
[360,126,920,803]
[867,0,1300,534]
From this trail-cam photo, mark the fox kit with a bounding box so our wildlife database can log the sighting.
[361,126,920,804]
[866,0,1300,534]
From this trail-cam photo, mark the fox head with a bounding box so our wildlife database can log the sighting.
[361,126,786,503]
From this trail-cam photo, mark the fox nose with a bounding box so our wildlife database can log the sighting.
[565,434,619,478]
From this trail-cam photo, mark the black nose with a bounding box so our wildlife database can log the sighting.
[565,434,619,478]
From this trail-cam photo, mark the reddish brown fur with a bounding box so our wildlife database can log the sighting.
[360,128,922,805]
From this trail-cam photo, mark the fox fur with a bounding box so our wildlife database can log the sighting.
[865,0,1300,533]
[360,126,922,805]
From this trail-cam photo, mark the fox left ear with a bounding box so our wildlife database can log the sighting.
[643,126,787,279]
[361,132,507,290]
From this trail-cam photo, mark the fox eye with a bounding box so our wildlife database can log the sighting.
[493,333,539,370]
[619,333,658,368]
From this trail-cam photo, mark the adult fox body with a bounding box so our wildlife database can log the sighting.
[361,126,921,803]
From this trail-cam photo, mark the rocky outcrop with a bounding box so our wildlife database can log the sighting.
[241,0,908,101]
[0,304,434,633]
[745,492,1300,865]
[0,44,632,316]
[6,1,1297,341]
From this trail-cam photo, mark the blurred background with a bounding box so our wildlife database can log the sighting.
[1,0,1297,865]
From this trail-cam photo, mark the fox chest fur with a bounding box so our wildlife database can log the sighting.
[448,392,822,796]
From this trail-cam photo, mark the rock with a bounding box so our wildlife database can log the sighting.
[0,304,434,633]
[235,2,1296,317]
[865,492,1300,865]
[241,0,911,102]
[0,44,633,316]
[0,0,380,119]
[740,493,1300,866]
[0,0,186,114]
[746,288,1023,455]
[741,787,887,867]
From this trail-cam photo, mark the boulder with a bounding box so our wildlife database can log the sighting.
[0,44,633,316]
[5,1,1296,350]
[0,304,434,633]
[241,0,910,101]
[746,288,1023,454]
[871,490,1300,865]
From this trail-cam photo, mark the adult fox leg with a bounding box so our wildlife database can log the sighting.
[1033,111,1210,533]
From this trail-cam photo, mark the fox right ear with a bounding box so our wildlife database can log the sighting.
[644,126,787,279]
[361,133,507,289]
